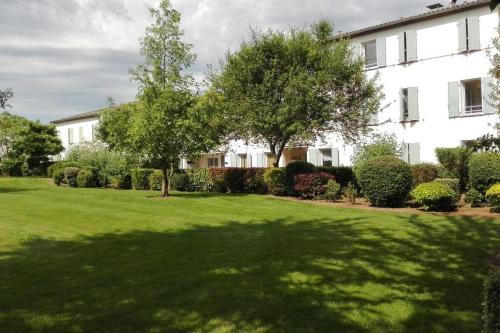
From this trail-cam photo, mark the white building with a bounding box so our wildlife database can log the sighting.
[52,0,499,167]
[51,111,99,157]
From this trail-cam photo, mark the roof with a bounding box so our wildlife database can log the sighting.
[336,0,490,39]
[50,110,100,124]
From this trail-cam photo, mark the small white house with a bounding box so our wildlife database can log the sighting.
[52,0,500,167]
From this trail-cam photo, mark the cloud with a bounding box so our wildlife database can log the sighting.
[0,0,428,122]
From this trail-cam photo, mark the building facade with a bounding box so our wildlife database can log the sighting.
[52,0,500,167]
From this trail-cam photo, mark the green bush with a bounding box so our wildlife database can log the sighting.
[264,168,288,196]
[209,168,247,193]
[148,170,163,191]
[437,164,457,179]
[482,266,500,333]
[411,163,439,186]
[357,156,412,207]
[411,181,458,211]
[465,188,483,208]
[434,178,460,200]
[186,168,214,192]
[52,169,65,186]
[244,168,268,194]
[76,168,98,188]
[109,175,132,190]
[435,147,472,192]
[486,184,500,212]
[47,162,59,178]
[131,168,154,190]
[324,180,342,202]
[293,172,335,199]
[285,161,315,178]
[317,166,355,188]
[469,153,500,194]
[64,167,80,188]
[171,173,190,192]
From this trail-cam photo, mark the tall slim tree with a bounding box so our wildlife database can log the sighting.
[488,27,500,130]
[211,21,383,167]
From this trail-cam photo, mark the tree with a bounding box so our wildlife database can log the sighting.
[12,121,63,175]
[489,27,500,128]
[210,21,383,167]
[0,112,29,175]
[0,89,14,109]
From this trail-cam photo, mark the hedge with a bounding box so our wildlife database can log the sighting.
[149,170,163,191]
[171,173,190,192]
[294,172,335,199]
[264,168,288,196]
[357,156,412,207]
[465,188,483,208]
[64,167,80,188]
[483,266,500,333]
[469,153,500,194]
[411,181,457,211]
[486,184,500,213]
[131,168,154,190]
[316,166,355,188]
[109,175,132,190]
[434,178,460,200]
[76,168,98,188]
[411,163,439,186]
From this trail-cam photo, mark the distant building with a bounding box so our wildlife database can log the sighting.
[51,0,500,167]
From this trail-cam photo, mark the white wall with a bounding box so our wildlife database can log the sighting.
[55,117,99,157]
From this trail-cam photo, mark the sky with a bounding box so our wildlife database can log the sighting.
[0,0,430,123]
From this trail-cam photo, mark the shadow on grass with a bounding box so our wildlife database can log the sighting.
[0,187,33,195]
[0,215,499,332]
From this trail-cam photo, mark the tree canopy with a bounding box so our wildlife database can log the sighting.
[209,21,383,166]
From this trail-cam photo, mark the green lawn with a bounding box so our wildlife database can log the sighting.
[0,177,499,333]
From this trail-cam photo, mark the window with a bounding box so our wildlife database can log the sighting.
[320,149,332,167]
[459,17,480,52]
[220,155,225,168]
[239,154,248,168]
[462,79,482,115]
[208,157,219,168]
[399,31,417,63]
[68,128,74,145]
[363,40,377,68]
[78,127,84,143]
[401,88,409,120]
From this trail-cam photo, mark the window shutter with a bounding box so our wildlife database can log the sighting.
[331,148,340,167]
[468,16,480,50]
[228,154,237,167]
[448,81,460,118]
[398,32,405,64]
[458,19,467,53]
[399,89,405,121]
[408,143,421,165]
[307,149,319,166]
[247,153,252,168]
[482,76,496,114]
[376,37,386,67]
[402,143,410,163]
[408,87,419,121]
[407,30,417,62]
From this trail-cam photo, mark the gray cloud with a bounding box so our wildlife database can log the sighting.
[0,0,430,122]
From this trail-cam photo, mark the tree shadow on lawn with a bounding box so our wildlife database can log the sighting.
[0,215,499,332]
[0,187,33,195]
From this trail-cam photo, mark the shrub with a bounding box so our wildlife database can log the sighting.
[171,173,190,192]
[52,169,65,186]
[47,162,60,178]
[486,184,500,212]
[64,167,80,188]
[293,172,335,199]
[209,168,247,193]
[411,163,439,186]
[109,175,132,190]
[317,166,355,188]
[434,178,460,200]
[465,188,483,208]
[435,147,472,192]
[482,266,500,333]
[244,168,268,194]
[76,168,98,188]
[148,170,163,191]
[469,153,500,194]
[285,161,315,179]
[357,156,412,207]
[264,168,288,196]
[131,168,154,190]
[324,180,342,202]
[411,181,458,211]
[437,164,457,179]
[186,168,214,192]
[345,182,357,205]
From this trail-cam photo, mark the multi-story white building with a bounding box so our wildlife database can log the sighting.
[52,0,499,167]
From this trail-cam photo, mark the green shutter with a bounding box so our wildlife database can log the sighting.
[482,76,496,114]
[448,81,460,118]
[376,37,386,67]
[408,87,419,121]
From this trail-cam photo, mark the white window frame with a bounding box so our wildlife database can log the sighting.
[207,157,219,168]
[460,78,483,116]
[68,128,74,145]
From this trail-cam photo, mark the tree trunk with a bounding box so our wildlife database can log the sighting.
[161,167,169,197]
[274,144,286,168]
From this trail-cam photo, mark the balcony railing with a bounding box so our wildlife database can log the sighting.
[464,105,483,115]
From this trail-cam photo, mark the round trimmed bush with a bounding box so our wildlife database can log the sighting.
[434,178,460,200]
[171,173,190,192]
[411,181,458,211]
[357,156,412,207]
[411,163,439,186]
[53,168,65,186]
[76,168,98,188]
[324,180,342,202]
[64,167,80,188]
[486,184,500,213]
[264,168,288,196]
[465,188,483,208]
[469,153,500,194]
[149,170,163,191]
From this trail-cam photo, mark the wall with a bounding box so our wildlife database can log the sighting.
[55,117,99,157]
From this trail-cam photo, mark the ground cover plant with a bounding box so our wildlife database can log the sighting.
[0,177,499,332]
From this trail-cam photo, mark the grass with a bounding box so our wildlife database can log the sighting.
[0,177,499,333]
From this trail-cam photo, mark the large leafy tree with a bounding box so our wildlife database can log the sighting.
[211,21,383,167]
[12,121,63,174]
[489,27,500,128]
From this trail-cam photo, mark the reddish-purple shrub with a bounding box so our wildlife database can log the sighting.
[294,172,335,199]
